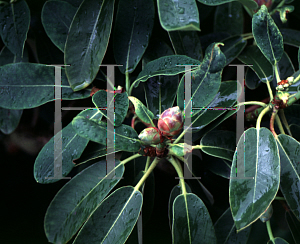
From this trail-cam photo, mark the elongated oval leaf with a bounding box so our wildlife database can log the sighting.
[267,237,289,244]
[191,80,241,131]
[172,193,217,244]
[45,160,124,244]
[73,186,143,244]
[0,63,91,109]
[92,90,129,126]
[197,0,258,9]
[134,55,201,88]
[252,5,283,65]
[214,208,251,244]
[168,183,192,229]
[221,35,247,66]
[238,45,273,83]
[229,127,280,231]
[177,43,226,113]
[72,116,141,152]
[168,31,203,61]
[281,28,300,47]
[128,96,154,124]
[113,0,154,74]
[200,130,236,161]
[42,0,77,52]
[277,134,300,220]
[0,0,30,57]
[0,108,23,134]
[65,0,114,91]
[158,0,200,31]
[34,121,90,184]
[214,2,243,36]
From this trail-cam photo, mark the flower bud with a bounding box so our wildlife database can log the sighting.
[138,127,162,145]
[158,106,183,137]
[260,204,273,223]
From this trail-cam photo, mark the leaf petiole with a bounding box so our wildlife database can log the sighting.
[266,220,275,243]
[168,156,187,195]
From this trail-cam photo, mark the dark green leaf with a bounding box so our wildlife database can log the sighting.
[72,116,141,152]
[65,0,114,91]
[214,208,251,244]
[34,121,90,184]
[229,127,280,231]
[128,96,154,124]
[168,183,192,229]
[73,186,143,244]
[238,45,273,83]
[214,2,243,36]
[277,134,300,220]
[282,104,300,125]
[286,210,300,244]
[197,0,258,9]
[177,43,226,113]
[62,0,84,7]
[0,45,28,65]
[252,5,283,65]
[290,124,300,142]
[245,67,261,90]
[220,35,247,66]
[267,237,289,244]
[0,0,30,57]
[113,0,154,74]
[143,39,174,64]
[172,193,217,244]
[168,31,203,61]
[134,55,201,88]
[92,90,129,126]
[45,160,125,244]
[205,156,232,179]
[200,130,236,161]
[281,28,300,47]
[0,108,22,134]
[157,0,200,31]
[0,63,91,109]
[42,0,77,52]
[191,80,241,131]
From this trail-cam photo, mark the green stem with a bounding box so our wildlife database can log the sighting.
[125,72,130,95]
[128,79,140,96]
[270,0,285,15]
[121,153,142,165]
[134,157,160,191]
[275,114,285,135]
[279,109,292,136]
[266,81,274,102]
[274,63,281,84]
[256,105,272,130]
[275,196,285,201]
[173,123,193,144]
[234,101,267,107]
[168,156,187,195]
[266,220,275,243]
[145,157,151,171]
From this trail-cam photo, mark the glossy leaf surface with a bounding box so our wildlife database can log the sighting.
[0,108,23,134]
[0,63,91,109]
[220,35,247,66]
[214,208,251,244]
[73,186,142,244]
[177,43,226,113]
[92,90,129,126]
[229,127,280,231]
[113,0,154,74]
[277,134,300,220]
[72,116,141,152]
[45,160,124,244]
[197,0,258,9]
[200,130,236,161]
[64,0,114,91]
[34,121,90,184]
[128,96,154,124]
[157,0,200,31]
[172,193,217,244]
[238,45,273,83]
[214,2,243,36]
[134,55,201,88]
[191,80,241,131]
[168,31,202,61]
[0,0,30,57]
[252,5,283,65]
[42,0,77,52]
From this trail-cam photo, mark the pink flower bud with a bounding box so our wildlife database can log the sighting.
[138,127,162,145]
[158,106,183,137]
